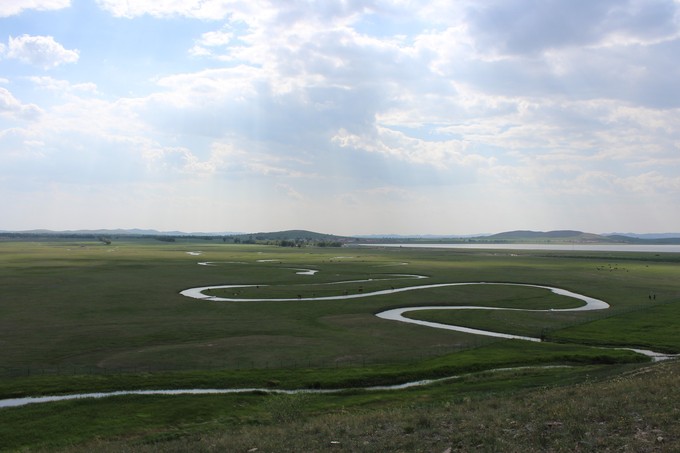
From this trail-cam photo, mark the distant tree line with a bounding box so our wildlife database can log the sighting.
[0,232,348,247]
[316,241,343,247]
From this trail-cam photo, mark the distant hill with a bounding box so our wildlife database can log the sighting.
[0,228,359,246]
[483,230,611,243]
[234,229,354,242]
[348,230,617,245]
[604,234,680,245]
[473,230,680,245]
[0,228,243,237]
[605,232,680,240]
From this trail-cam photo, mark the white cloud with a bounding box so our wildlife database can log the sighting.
[0,0,70,17]
[28,76,98,94]
[153,66,260,105]
[332,126,489,169]
[122,0,680,204]
[179,141,317,179]
[464,0,680,56]
[0,87,42,120]
[276,183,304,200]
[621,171,680,194]
[38,95,146,138]
[95,0,240,19]
[4,35,79,69]
[189,30,234,57]
[401,2,680,108]
[95,0,373,24]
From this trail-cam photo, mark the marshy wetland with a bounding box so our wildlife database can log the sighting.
[1,239,679,451]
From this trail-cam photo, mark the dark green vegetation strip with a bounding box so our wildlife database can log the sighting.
[0,342,643,400]
[0,239,678,450]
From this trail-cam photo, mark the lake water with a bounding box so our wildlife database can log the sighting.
[360,243,680,253]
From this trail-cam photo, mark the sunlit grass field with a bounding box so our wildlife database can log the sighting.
[1,238,679,450]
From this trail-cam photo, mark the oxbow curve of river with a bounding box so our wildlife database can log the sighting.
[178,271,675,360]
[180,279,609,343]
[3,266,676,409]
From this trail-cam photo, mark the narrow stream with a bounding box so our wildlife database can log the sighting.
[0,366,570,409]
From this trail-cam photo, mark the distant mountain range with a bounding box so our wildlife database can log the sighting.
[0,228,244,236]
[604,232,680,240]
[484,230,602,241]
[0,228,348,243]
[236,230,348,242]
[444,230,680,244]
[2,228,680,244]
[354,230,680,244]
[485,230,680,244]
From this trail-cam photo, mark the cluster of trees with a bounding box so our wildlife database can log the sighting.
[219,235,344,247]
[316,241,343,247]
[279,240,302,247]
[278,239,342,247]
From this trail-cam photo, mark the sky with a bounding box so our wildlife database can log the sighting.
[1,0,679,236]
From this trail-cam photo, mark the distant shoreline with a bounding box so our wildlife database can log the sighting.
[359,243,680,253]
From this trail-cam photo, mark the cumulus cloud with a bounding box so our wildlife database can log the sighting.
[0,87,42,120]
[402,1,680,108]
[464,0,680,56]
[112,0,680,201]
[95,0,239,19]
[95,0,374,23]
[4,35,79,69]
[332,127,487,170]
[0,0,70,17]
[28,76,98,94]
[189,30,234,57]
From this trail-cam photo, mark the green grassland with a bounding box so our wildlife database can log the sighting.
[0,239,679,451]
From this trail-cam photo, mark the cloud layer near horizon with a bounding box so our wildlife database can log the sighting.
[1,0,679,234]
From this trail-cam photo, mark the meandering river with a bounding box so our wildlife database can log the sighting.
[3,262,675,409]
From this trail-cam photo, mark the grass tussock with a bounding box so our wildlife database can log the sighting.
[57,360,680,453]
